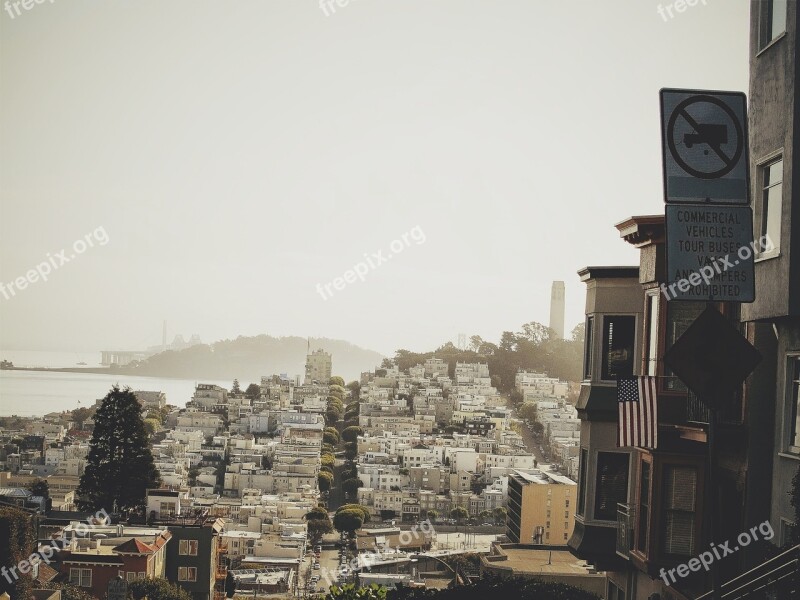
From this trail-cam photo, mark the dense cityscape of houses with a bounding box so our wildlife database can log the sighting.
[0,347,599,599]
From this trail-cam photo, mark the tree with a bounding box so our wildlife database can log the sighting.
[308,516,334,541]
[341,426,363,444]
[450,506,468,523]
[329,385,347,400]
[321,454,336,468]
[346,381,361,400]
[0,506,35,600]
[324,427,341,445]
[342,477,362,498]
[231,379,241,395]
[426,509,438,523]
[518,404,538,422]
[344,442,358,461]
[329,376,346,387]
[187,467,200,487]
[76,386,161,511]
[492,507,507,525]
[305,507,329,521]
[318,471,334,492]
[333,509,364,535]
[27,478,49,499]
[129,578,192,600]
[71,407,94,429]
[245,383,261,399]
[532,422,545,436]
[143,417,161,436]
[326,408,342,426]
[337,504,370,522]
[327,583,387,600]
[306,507,334,541]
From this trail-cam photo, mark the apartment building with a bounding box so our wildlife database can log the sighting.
[304,349,332,385]
[506,469,577,545]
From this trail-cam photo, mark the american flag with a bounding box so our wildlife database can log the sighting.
[617,376,658,449]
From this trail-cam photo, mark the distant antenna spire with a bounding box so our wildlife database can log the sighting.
[307,337,310,353]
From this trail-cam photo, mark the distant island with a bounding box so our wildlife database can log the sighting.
[1,335,384,383]
[101,335,383,383]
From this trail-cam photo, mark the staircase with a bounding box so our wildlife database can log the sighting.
[695,545,798,599]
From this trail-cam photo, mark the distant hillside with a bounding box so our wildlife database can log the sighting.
[116,335,384,383]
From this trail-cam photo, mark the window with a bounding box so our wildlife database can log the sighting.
[138,573,145,580]
[645,294,660,377]
[608,582,626,600]
[179,540,199,556]
[126,572,136,582]
[69,568,92,588]
[564,511,569,518]
[662,465,698,556]
[577,449,588,516]
[664,302,705,391]
[178,567,197,582]
[601,316,636,380]
[788,357,800,453]
[565,500,570,507]
[584,316,595,379]
[547,510,551,518]
[160,501,176,516]
[636,461,651,553]
[759,158,783,256]
[780,518,796,547]
[760,0,787,49]
[594,452,630,521]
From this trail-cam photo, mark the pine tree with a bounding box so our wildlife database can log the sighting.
[77,386,160,511]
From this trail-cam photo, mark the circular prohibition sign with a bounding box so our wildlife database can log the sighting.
[667,94,744,180]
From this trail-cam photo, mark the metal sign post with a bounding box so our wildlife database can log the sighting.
[661,87,757,600]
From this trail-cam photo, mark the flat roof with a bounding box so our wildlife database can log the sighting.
[491,546,602,577]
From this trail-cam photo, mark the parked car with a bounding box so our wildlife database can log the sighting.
[313,563,320,570]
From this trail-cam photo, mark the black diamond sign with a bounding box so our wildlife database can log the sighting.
[663,306,761,408]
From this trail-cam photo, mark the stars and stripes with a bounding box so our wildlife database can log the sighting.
[617,375,658,449]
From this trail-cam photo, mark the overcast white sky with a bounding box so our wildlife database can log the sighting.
[0,0,749,356]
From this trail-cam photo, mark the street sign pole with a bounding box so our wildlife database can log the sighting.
[707,399,721,600]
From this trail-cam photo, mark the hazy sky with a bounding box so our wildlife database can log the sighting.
[0,0,749,357]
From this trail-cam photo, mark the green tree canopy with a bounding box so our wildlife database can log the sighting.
[27,478,49,499]
[327,583,386,600]
[341,426,363,444]
[318,471,334,492]
[129,577,193,600]
[342,477,363,498]
[333,509,364,534]
[77,386,160,511]
[324,427,341,444]
[329,376,346,387]
[450,506,468,523]
[245,383,261,399]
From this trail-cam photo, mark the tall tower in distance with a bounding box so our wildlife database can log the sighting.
[549,281,565,340]
[304,348,332,385]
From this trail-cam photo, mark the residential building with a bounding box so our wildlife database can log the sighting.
[506,469,577,545]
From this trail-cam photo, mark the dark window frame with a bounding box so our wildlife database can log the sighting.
[593,451,630,522]
[601,315,636,381]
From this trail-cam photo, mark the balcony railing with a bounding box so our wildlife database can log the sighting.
[616,503,634,558]
[695,544,798,599]
[687,389,743,425]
